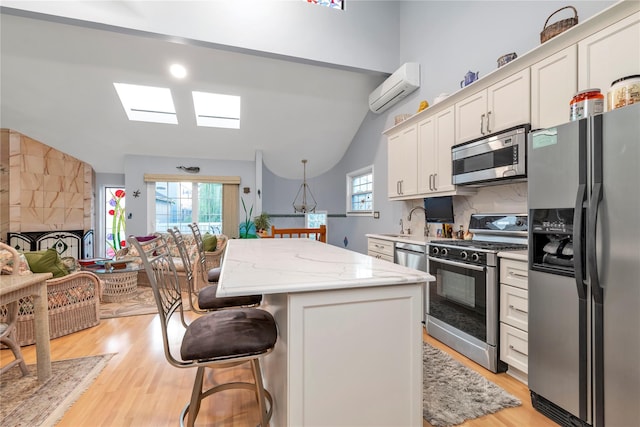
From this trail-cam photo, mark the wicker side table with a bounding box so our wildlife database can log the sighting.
[95,268,139,303]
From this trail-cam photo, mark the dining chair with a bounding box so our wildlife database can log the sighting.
[169,227,261,313]
[127,234,277,427]
[0,242,30,377]
[269,224,327,243]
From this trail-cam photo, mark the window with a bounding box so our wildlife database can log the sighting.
[105,187,126,258]
[306,0,344,10]
[145,174,240,237]
[346,166,374,216]
[154,182,223,234]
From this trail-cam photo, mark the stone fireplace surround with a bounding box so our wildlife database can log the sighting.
[0,129,94,244]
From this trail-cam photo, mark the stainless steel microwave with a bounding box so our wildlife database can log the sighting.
[451,124,530,186]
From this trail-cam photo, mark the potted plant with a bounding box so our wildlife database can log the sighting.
[239,198,257,238]
[253,212,271,237]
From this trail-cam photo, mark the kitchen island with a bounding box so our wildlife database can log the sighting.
[218,238,433,427]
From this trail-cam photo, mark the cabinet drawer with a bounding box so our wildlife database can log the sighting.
[367,238,395,257]
[369,252,394,263]
[500,258,528,290]
[500,284,528,331]
[500,323,528,374]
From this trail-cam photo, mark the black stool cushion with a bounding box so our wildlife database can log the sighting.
[181,308,277,361]
[198,284,262,310]
[207,267,221,282]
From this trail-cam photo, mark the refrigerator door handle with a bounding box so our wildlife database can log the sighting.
[589,113,605,305]
[573,183,587,299]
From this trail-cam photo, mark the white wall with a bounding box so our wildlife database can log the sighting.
[2,0,400,73]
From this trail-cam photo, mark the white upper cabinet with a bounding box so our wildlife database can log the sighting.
[578,11,640,109]
[455,69,531,144]
[387,124,418,198]
[418,106,456,195]
[531,45,578,129]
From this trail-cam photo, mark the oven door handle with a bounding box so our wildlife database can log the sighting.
[428,256,486,272]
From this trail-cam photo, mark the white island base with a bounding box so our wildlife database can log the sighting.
[218,239,431,426]
[263,284,423,426]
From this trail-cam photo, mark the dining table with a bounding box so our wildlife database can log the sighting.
[0,272,53,381]
[218,238,434,426]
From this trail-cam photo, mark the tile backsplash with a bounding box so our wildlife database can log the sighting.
[405,182,528,237]
[453,182,528,230]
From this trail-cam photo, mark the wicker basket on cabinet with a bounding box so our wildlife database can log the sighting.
[540,6,579,43]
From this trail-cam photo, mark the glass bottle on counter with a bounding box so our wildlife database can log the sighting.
[457,225,465,239]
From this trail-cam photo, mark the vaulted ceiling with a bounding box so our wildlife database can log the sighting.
[0,10,387,179]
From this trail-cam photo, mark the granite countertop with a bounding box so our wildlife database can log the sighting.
[497,249,528,262]
[217,239,434,297]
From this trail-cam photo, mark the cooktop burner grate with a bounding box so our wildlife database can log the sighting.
[430,240,528,251]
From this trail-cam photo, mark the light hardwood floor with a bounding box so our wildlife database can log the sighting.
[1,312,558,426]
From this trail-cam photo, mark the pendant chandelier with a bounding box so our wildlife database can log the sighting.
[292,159,317,213]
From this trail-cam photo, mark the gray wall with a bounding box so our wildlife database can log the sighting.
[96,1,615,255]
[122,154,256,238]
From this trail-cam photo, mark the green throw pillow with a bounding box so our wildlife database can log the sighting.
[24,248,69,278]
[203,234,217,252]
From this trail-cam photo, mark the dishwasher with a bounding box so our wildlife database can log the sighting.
[394,242,427,271]
[394,242,428,324]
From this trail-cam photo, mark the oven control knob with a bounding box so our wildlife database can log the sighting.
[471,253,480,262]
[460,251,468,260]
[441,248,448,256]
[432,247,439,255]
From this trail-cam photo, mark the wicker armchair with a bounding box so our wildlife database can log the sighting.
[0,271,101,346]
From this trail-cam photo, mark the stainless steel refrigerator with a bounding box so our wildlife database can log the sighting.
[527,103,640,427]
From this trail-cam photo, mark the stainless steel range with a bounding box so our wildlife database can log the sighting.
[427,213,527,373]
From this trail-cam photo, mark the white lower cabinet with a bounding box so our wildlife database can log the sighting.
[367,237,394,263]
[499,256,529,384]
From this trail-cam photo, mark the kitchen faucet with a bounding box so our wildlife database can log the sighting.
[407,206,428,236]
[408,206,427,221]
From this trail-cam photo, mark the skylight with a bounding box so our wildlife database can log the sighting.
[113,83,177,124]
[192,91,241,129]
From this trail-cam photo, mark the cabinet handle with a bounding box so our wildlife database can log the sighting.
[486,111,492,133]
[397,181,401,195]
[400,180,403,195]
[509,270,528,279]
[509,345,528,357]
[480,114,486,135]
[433,173,438,191]
[509,304,528,314]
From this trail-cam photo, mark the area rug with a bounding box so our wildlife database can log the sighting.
[99,287,191,319]
[0,354,114,427]
[423,342,521,426]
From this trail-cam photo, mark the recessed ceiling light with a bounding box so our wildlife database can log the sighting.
[113,83,177,124]
[170,63,187,79]
[192,91,241,129]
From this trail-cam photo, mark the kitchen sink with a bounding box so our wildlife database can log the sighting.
[378,233,411,238]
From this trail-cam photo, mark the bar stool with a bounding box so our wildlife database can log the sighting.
[128,234,276,427]
[186,224,261,313]
[168,227,261,313]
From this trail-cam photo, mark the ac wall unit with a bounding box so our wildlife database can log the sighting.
[368,62,420,114]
